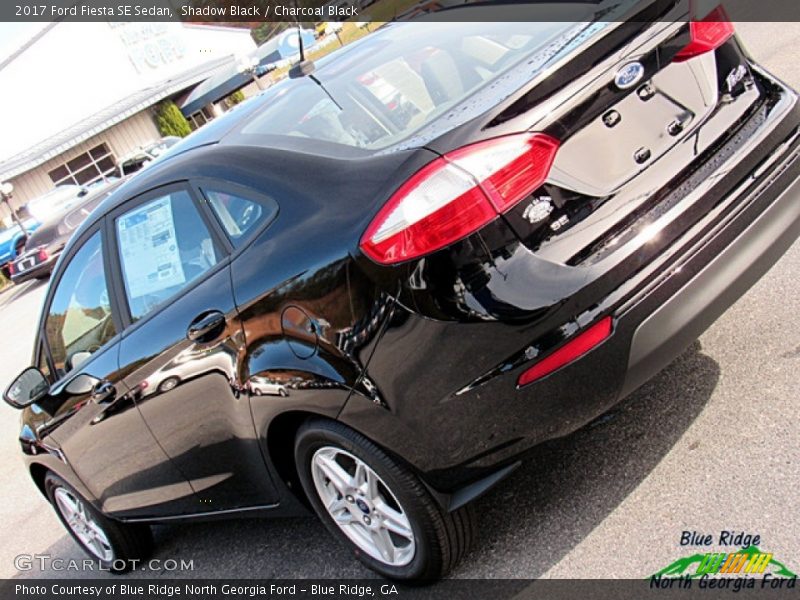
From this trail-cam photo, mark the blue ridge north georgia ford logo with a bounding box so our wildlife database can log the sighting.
[615,62,646,89]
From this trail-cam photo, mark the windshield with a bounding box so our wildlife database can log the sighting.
[240,21,585,150]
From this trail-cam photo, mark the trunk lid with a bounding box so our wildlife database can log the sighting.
[489,18,767,266]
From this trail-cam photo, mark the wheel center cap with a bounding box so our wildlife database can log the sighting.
[355,498,370,514]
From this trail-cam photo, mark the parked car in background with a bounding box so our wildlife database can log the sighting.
[116,137,182,177]
[84,176,120,191]
[9,180,124,284]
[2,184,92,279]
[0,218,39,279]
[25,184,89,223]
[4,7,800,581]
[255,63,277,77]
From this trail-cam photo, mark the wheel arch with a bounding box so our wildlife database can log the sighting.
[264,409,320,509]
[262,406,439,511]
[28,459,98,507]
[29,462,49,498]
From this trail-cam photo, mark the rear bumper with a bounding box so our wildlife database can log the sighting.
[10,255,57,284]
[342,70,800,496]
[623,158,800,398]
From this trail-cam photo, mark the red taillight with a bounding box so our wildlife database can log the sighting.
[37,248,48,262]
[360,133,559,265]
[8,262,15,275]
[674,5,734,62]
[518,317,613,387]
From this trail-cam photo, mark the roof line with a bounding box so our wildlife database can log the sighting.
[0,54,235,181]
[0,22,58,73]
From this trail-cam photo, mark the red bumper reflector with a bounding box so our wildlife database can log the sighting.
[518,317,614,387]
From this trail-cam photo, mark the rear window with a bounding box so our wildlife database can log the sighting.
[240,21,580,150]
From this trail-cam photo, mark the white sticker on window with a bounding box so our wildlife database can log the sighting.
[118,196,186,299]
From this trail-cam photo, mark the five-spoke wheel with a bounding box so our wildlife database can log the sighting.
[296,419,475,580]
[45,473,153,573]
[312,446,415,566]
[53,487,115,562]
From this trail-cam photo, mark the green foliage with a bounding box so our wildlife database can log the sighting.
[224,89,246,110]
[154,100,192,138]
[251,22,290,45]
[0,270,9,291]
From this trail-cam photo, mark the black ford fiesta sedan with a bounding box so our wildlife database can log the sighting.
[5,5,800,581]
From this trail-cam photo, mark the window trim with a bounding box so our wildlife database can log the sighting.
[36,221,123,388]
[191,178,280,259]
[104,181,231,332]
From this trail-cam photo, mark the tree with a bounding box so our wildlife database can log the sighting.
[154,100,192,138]
[224,89,246,110]
[251,22,290,45]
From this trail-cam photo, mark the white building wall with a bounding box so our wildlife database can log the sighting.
[0,22,255,167]
[3,110,160,214]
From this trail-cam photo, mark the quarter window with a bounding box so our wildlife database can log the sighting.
[44,232,116,377]
[203,188,274,248]
[116,190,221,321]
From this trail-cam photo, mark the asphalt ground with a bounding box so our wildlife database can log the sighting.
[0,22,797,581]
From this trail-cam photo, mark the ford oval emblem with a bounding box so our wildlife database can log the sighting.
[614,62,645,90]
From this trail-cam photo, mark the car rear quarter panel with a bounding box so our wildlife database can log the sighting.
[198,144,439,472]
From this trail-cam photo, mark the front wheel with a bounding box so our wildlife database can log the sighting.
[45,473,153,573]
[295,419,475,581]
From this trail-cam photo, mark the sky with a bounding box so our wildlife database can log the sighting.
[0,23,47,62]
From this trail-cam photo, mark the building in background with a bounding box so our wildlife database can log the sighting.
[0,22,256,222]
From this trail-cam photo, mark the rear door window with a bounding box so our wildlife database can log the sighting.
[115,188,222,321]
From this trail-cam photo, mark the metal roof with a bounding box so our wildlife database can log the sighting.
[0,54,233,182]
[180,40,282,116]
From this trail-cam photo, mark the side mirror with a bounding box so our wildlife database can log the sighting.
[4,367,48,409]
[78,187,89,197]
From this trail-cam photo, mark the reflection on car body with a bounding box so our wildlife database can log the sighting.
[5,7,800,581]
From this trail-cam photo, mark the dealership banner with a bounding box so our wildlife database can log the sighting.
[3,579,800,600]
[4,0,800,23]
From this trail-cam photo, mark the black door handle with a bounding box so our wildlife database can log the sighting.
[91,380,116,404]
[187,311,226,342]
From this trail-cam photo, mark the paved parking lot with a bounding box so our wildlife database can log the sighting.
[0,22,798,581]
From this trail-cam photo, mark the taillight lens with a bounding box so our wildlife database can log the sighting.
[8,262,15,275]
[361,133,559,265]
[37,248,48,262]
[674,5,734,62]
[518,317,613,387]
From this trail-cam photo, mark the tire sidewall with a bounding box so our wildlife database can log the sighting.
[295,422,439,580]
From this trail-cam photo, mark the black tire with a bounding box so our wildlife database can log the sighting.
[295,418,475,581]
[44,472,153,573]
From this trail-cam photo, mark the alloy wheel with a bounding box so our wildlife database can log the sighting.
[53,487,114,562]
[311,446,415,567]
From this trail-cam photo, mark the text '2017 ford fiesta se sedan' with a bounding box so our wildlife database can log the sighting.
[5,4,800,581]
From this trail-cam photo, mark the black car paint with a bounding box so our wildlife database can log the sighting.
[12,20,800,527]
